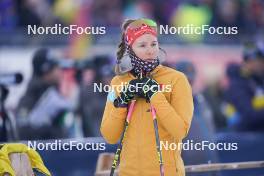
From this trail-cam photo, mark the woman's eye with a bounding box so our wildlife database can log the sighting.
[151,43,157,47]
[139,44,145,47]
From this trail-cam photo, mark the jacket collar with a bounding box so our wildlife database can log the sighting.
[127,65,163,79]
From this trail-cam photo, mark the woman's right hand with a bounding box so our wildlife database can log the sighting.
[113,78,141,107]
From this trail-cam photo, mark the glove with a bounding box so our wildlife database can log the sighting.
[113,78,141,107]
[139,77,159,101]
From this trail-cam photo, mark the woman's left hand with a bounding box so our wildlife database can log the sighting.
[137,77,159,101]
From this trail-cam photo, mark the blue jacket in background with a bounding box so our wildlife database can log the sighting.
[224,63,264,131]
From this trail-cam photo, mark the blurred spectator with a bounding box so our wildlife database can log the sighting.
[1,0,264,44]
[53,0,81,25]
[243,0,264,35]
[0,0,17,29]
[77,55,114,137]
[0,86,9,142]
[0,85,19,142]
[16,0,59,27]
[174,60,219,167]
[208,0,244,43]
[123,0,155,21]
[170,1,212,42]
[202,75,227,131]
[91,0,122,26]
[16,48,75,140]
[223,43,264,131]
[152,0,178,25]
[210,0,244,30]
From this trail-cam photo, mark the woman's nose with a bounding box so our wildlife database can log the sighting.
[146,47,154,56]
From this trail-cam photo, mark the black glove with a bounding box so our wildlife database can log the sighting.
[139,77,159,101]
[113,78,141,107]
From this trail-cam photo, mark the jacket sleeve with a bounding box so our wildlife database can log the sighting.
[100,77,128,144]
[150,73,194,140]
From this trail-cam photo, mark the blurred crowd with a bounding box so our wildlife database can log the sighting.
[1,41,264,142]
[0,0,264,42]
[0,1,264,174]
[6,49,115,140]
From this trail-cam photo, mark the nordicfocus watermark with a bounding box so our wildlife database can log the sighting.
[160,140,238,151]
[159,24,238,35]
[27,24,106,35]
[27,140,106,151]
[93,82,172,93]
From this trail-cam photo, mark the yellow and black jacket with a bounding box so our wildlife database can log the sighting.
[101,65,194,176]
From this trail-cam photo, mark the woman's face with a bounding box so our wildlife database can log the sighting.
[131,34,159,61]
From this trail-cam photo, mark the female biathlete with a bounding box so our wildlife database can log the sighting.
[100,18,194,176]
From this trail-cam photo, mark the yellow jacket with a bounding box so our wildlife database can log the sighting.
[101,65,194,176]
[0,143,51,176]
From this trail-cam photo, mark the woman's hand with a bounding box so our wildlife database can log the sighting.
[138,77,159,101]
[113,78,141,107]
[114,77,159,107]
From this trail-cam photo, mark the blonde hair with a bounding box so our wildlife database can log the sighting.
[115,19,136,75]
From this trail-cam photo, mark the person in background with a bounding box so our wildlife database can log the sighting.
[174,60,219,170]
[202,72,227,132]
[223,43,264,131]
[77,55,114,137]
[16,48,75,140]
